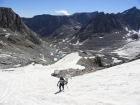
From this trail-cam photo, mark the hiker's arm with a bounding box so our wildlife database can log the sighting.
[64,80,68,84]
[57,81,59,86]
[69,74,72,79]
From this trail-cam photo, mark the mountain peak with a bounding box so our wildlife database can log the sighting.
[127,6,138,11]
[0,7,12,11]
[131,6,137,10]
[122,6,138,14]
[129,6,138,11]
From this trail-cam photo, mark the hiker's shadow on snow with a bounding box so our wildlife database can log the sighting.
[54,91,61,94]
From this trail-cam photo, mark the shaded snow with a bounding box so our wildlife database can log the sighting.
[72,40,84,46]
[96,54,104,57]
[0,41,7,46]
[72,36,75,39]
[112,57,122,63]
[99,48,105,52]
[62,39,66,42]
[72,40,80,45]
[5,33,10,38]
[126,30,140,42]
[0,54,11,58]
[89,56,95,59]
[50,52,53,56]
[14,64,21,67]
[0,52,140,105]
[125,27,128,31]
[54,58,57,61]
[39,54,46,62]
[76,26,81,29]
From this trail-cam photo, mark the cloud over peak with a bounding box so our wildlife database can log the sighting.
[55,10,70,15]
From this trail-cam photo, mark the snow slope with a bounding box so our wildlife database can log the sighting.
[0,52,140,105]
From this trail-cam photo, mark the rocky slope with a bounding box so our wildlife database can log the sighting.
[0,7,55,69]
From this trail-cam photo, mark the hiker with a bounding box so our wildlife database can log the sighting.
[57,77,66,92]
[64,71,72,84]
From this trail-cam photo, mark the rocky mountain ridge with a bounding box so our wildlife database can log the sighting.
[22,7,140,45]
[22,12,98,39]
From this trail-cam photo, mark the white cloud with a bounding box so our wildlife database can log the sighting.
[55,10,70,15]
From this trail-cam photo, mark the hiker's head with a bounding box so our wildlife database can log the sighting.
[66,71,69,74]
[60,76,64,80]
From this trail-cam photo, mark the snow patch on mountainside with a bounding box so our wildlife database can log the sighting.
[125,27,129,31]
[5,33,10,38]
[38,52,84,70]
[124,29,140,42]
[0,41,7,46]
[112,57,122,63]
[126,29,140,37]
[42,52,85,70]
[112,39,140,59]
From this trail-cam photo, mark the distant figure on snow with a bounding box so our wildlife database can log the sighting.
[64,71,72,84]
[57,77,66,92]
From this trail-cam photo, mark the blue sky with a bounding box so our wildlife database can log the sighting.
[0,0,140,17]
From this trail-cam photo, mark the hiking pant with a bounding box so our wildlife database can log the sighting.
[59,83,64,91]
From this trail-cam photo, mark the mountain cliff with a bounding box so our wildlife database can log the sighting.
[76,12,123,41]
[0,7,54,69]
[122,6,140,30]
[22,12,98,39]
[0,7,41,45]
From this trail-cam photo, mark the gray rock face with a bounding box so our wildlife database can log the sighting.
[76,12,123,41]
[73,7,140,42]
[22,12,98,39]
[0,7,41,45]
[122,7,140,30]
[0,7,55,69]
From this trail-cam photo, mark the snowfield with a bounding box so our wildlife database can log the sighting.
[0,52,140,105]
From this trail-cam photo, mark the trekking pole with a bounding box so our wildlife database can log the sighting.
[66,84,69,89]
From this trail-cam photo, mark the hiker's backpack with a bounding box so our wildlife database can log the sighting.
[59,77,67,84]
[59,77,64,84]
